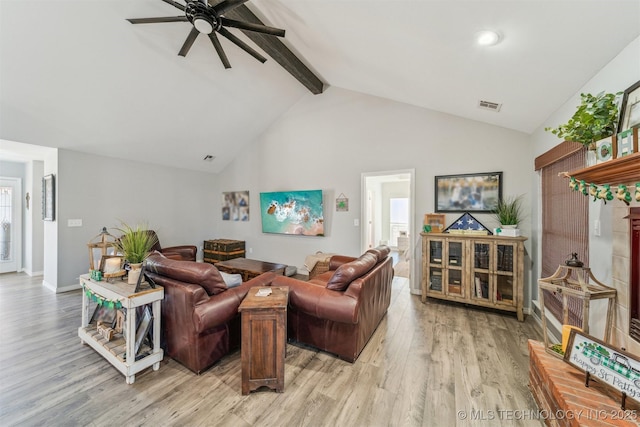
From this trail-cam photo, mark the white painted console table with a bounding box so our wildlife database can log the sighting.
[78,274,163,384]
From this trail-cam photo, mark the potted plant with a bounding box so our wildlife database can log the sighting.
[545,92,620,163]
[493,195,525,231]
[113,222,158,284]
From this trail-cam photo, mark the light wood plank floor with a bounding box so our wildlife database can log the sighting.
[0,272,543,426]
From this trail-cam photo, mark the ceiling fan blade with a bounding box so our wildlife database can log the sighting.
[218,27,266,63]
[220,18,285,37]
[160,0,186,12]
[213,0,249,15]
[127,16,189,24]
[208,33,231,69]
[178,27,200,57]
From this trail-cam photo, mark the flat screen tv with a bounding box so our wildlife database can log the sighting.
[259,190,324,236]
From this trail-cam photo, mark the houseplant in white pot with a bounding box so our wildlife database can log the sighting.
[545,91,620,165]
[113,222,158,284]
[493,195,524,236]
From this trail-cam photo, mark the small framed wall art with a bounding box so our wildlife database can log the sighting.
[42,174,55,221]
[222,191,249,221]
[423,214,445,232]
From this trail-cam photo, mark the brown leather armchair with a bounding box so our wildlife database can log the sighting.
[147,230,197,261]
[146,253,274,374]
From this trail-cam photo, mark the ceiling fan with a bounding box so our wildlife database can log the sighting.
[127,0,285,69]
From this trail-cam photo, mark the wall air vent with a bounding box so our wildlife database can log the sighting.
[478,100,502,112]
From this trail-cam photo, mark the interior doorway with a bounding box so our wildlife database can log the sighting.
[361,170,415,287]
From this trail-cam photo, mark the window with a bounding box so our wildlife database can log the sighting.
[390,197,409,247]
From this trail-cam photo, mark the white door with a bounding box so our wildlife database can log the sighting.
[0,178,21,273]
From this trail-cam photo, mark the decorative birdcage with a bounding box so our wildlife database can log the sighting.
[87,227,117,272]
[538,265,616,358]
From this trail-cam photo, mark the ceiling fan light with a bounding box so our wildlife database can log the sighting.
[194,17,214,34]
[476,30,501,46]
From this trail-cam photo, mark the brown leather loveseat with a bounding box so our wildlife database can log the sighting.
[271,245,394,362]
[145,253,272,373]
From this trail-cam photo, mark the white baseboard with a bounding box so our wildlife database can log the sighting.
[42,280,81,293]
[24,269,44,277]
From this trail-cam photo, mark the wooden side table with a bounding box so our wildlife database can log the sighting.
[238,286,289,394]
[78,274,164,384]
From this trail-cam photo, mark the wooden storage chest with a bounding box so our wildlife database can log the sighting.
[203,239,246,264]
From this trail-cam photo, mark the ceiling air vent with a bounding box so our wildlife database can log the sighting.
[478,100,502,112]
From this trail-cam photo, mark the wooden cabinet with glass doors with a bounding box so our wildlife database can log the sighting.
[421,233,527,321]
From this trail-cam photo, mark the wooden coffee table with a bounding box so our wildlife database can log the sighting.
[238,286,289,394]
[215,258,286,282]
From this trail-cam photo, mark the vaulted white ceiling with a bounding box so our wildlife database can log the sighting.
[2,0,639,172]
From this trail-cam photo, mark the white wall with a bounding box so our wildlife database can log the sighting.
[42,149,58,290]
[53,149,219,291]
[28,160,45,275]
[217,86,532,302]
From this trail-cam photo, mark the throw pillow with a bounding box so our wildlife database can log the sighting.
[220,271,242,288]
[326,252,377,291]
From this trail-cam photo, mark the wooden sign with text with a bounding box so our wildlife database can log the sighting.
[564,330,640,404]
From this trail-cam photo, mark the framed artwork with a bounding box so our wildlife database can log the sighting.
[90,305,117,327]
[42,174,55,221]
[222,191,249,221]
[134,306,153,355]
[424,214,446,232]
[336,193,349,212]
[435,172,502,213]
[564,329,640,406]
[99,255,123,274]
[618,80,640,132]
[259,189,324,236]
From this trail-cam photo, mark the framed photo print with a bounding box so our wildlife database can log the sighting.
[134,306,153,355]
[435,172,502,213]
[618,80,640,132]
[424,213,446,232]
[99,255,123,274]
[42,174,55,221]
[90,305,117,327]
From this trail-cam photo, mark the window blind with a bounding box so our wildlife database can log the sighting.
[540,149,589,326]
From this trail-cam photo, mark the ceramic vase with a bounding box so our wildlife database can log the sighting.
[128,262,143,285]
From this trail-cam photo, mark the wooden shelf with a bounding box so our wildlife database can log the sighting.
[568,151,640,185]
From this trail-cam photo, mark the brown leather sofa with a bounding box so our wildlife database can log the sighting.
[271,245,394,362]
[145,253,272,374]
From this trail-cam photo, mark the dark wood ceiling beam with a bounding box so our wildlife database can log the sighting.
[225,5,324,95]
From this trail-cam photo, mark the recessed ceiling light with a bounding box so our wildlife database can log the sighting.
[476,30,501,46]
